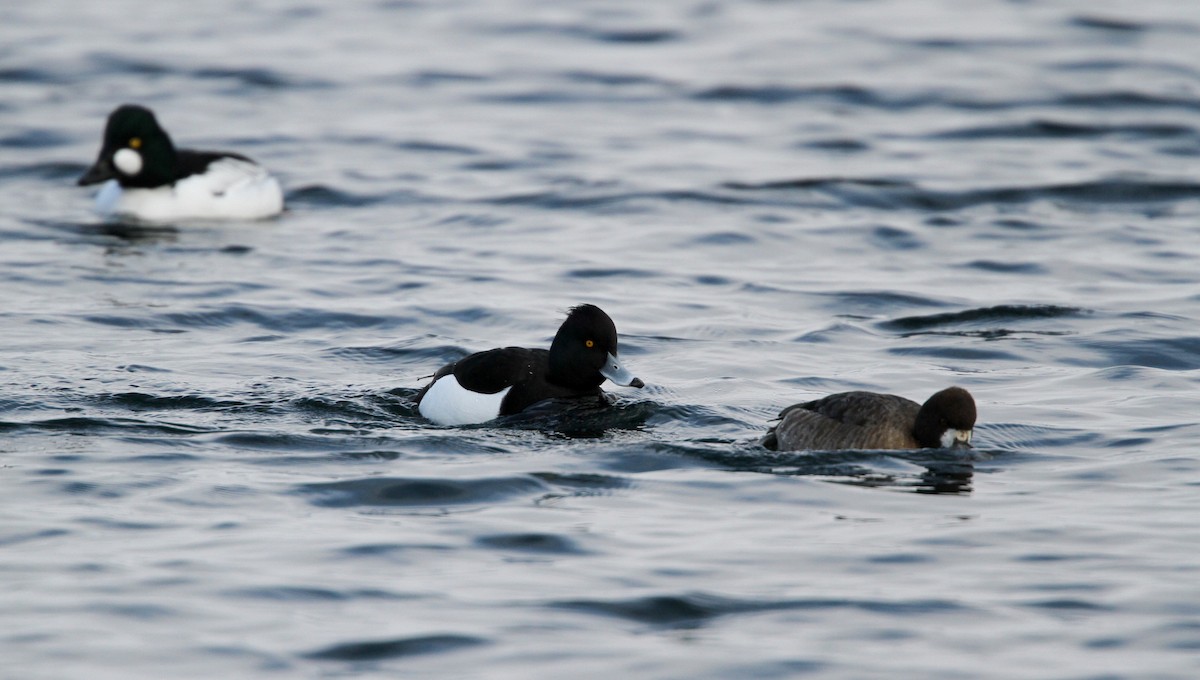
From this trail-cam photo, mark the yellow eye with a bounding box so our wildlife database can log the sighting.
[129,137,142,149]
[585,340,594,348]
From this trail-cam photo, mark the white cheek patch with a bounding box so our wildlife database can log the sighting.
[113,148,143,176]
[418,374,512,426]
[941,429,973,448]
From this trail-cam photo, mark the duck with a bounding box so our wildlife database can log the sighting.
[77,104,283,222]
[416,304,645,426]
[762,386,976,451]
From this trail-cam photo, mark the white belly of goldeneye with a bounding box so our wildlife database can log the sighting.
[93,157,283,222]
[418,374,513,426]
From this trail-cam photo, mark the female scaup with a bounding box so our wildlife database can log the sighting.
[78,104,283,222]
[762,386,976,451]
[416,304,645,426]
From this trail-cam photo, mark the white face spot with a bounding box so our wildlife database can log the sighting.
[113,148,143,176]
[941,428,973,448]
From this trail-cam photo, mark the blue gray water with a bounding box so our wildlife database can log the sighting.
[4,1,1200,677]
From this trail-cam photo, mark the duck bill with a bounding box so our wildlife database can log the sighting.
[78,155,116,186]
[941,429,973,449]
[600,352,644,388]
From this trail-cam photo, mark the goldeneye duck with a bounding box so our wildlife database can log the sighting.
[416,304,645,426]
[762,386,976,451]
[78,104,283,222]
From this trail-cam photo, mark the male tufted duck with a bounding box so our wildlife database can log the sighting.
[417,304,645,426]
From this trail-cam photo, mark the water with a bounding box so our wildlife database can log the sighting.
[3,0,1200,677]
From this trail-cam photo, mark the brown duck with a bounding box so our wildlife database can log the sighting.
[763,386,977,451]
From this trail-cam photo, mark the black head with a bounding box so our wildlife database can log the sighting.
[912,386,977,448]
[78,104,177,188]
[547,304,644,391]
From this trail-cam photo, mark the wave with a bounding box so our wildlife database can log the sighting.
[84,303,401,333]
[0,129,73,149]
[0,66,69,84]
[561,69,677,87]
[0,161,88,180]
[694,82,1200,113]
[0,416,212,436]
[192,66,331,90]
[549,591,970,627]
[297,475,552,507]
[962,260,1047,275]
[475,532,588,554]
[695,84,891,106]
[815,290,948,315]
[94,392,246,411]
[285,184,390,207]
[85,55,327,89]
[482,188,753,210]
[305,634,486,662]
[880,305,1086,333]
[1069,14,1149,32]
[724,177,1200,210]
[494,22,679,44]
[929,119,1196,141]
[1079,335,1200,371]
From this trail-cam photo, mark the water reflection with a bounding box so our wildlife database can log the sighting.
[80,221,180,245]
[828,458,975,495]
[708,446,978,495]
[27,218,180,246]
[492,397,655,438]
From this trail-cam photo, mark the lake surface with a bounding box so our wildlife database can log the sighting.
[3,0,1200,677]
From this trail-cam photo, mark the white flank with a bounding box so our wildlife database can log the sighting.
[418,374,512,426]
[94,157,284,222]
[113,148,143,176]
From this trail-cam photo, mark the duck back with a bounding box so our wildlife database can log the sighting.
[764,391,921,451]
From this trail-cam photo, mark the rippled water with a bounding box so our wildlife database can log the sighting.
[4,0,1200,677]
